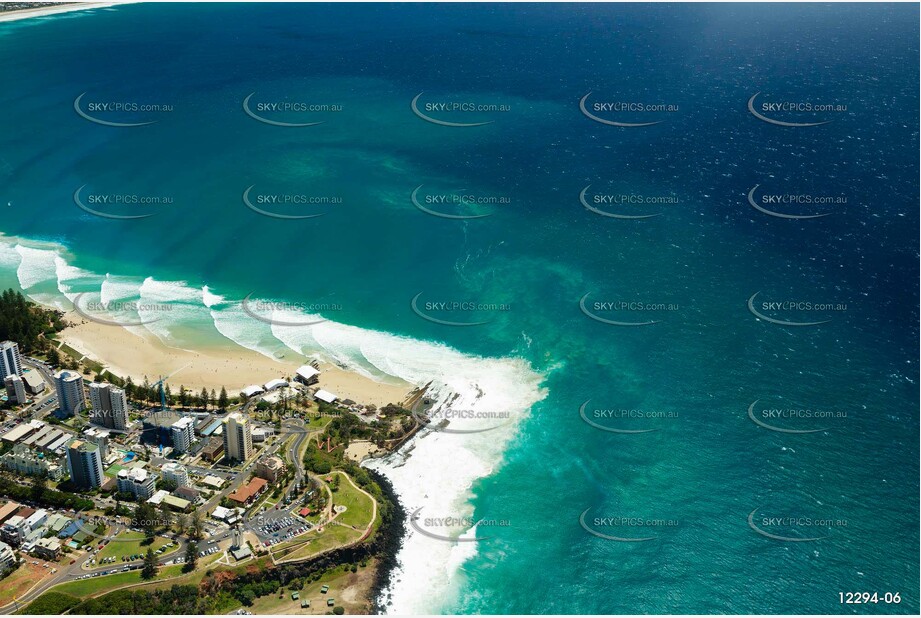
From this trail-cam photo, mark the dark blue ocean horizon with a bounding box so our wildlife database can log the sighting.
[0,2,917,614]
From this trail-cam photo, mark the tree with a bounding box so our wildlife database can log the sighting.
[218,387,228,411]
[210,389,216,409]
[200,388,209,410]
[189,510,203,541]
[176,513,189,534]
[46,347,61,366]
[133,502,157,539]
[158,502,173,530]
[183,540,198,572]
[30,469,48,501]
[141,547,157,579]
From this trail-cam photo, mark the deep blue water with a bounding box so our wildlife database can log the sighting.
[0,3,918,614]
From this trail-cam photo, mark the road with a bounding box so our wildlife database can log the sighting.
[0,534,192,614]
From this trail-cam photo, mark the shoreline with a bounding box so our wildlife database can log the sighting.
[56,310,413,408]
[0,2,131,24]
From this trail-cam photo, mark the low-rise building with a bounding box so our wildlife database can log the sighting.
[294,364,320,385]
[24,509,48,532]
[227,477,268,506]
[175,486,200,503]
[201,474,224,490]
[0,515,25,545]
[0,541,15,571]
[254,455,286,483]
[5,375,26,404]
[161,495,191,511]
[263,378,288,392]
[161,462,190,488]
[0,501,21,525]
[0,444,64,480]
[241,384,264,398]
[314,389,337,404]
[1,423,35,444]
[211,506,232,521]
[117,468,157,500]
[200,437,224,462]
[22,371,45,395]
[32,537,61,560]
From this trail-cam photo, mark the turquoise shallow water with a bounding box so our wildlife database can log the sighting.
[0,2,918,614]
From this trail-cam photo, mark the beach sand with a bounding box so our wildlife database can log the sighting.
[57,311,413,408]
[0,2,132,24]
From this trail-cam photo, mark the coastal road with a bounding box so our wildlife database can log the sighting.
[0,536,190,614]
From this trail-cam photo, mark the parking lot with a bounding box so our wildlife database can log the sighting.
[249,512,312,548]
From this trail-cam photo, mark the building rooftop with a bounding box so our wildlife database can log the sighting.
[263,378,288,391]
[201,475,224,489]
[0,502,21,524]
[162,495,190,510]
[1,424,35,443]
[296,365,320,380]
[227,477,268,504]
[241,385,264,398]
[315,389,337,404]
[172,417,195,430]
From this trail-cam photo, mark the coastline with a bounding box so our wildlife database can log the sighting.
[57,309,413,408]
[0,2,131,24]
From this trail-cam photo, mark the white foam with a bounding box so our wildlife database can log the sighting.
[0,237,22,272]
[136,276,213,347]
[54,255,100,302]
[14,244,58,289]
[204,288,284,361]
[364,353,545,614]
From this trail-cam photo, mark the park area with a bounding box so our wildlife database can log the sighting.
[93,530,172,564]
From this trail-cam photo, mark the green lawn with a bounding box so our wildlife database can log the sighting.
[328,472,375,529]
[94,531,172,564]
[50,564,185,598]
[274,525,361,563]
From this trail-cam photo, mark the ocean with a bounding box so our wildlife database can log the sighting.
[0,2,918,614]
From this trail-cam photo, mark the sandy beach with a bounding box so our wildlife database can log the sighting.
[0,2,132,24]
[57,311,413,408]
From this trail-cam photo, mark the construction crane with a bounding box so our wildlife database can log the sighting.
[147,364,189,452]
[151,364,189,411]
